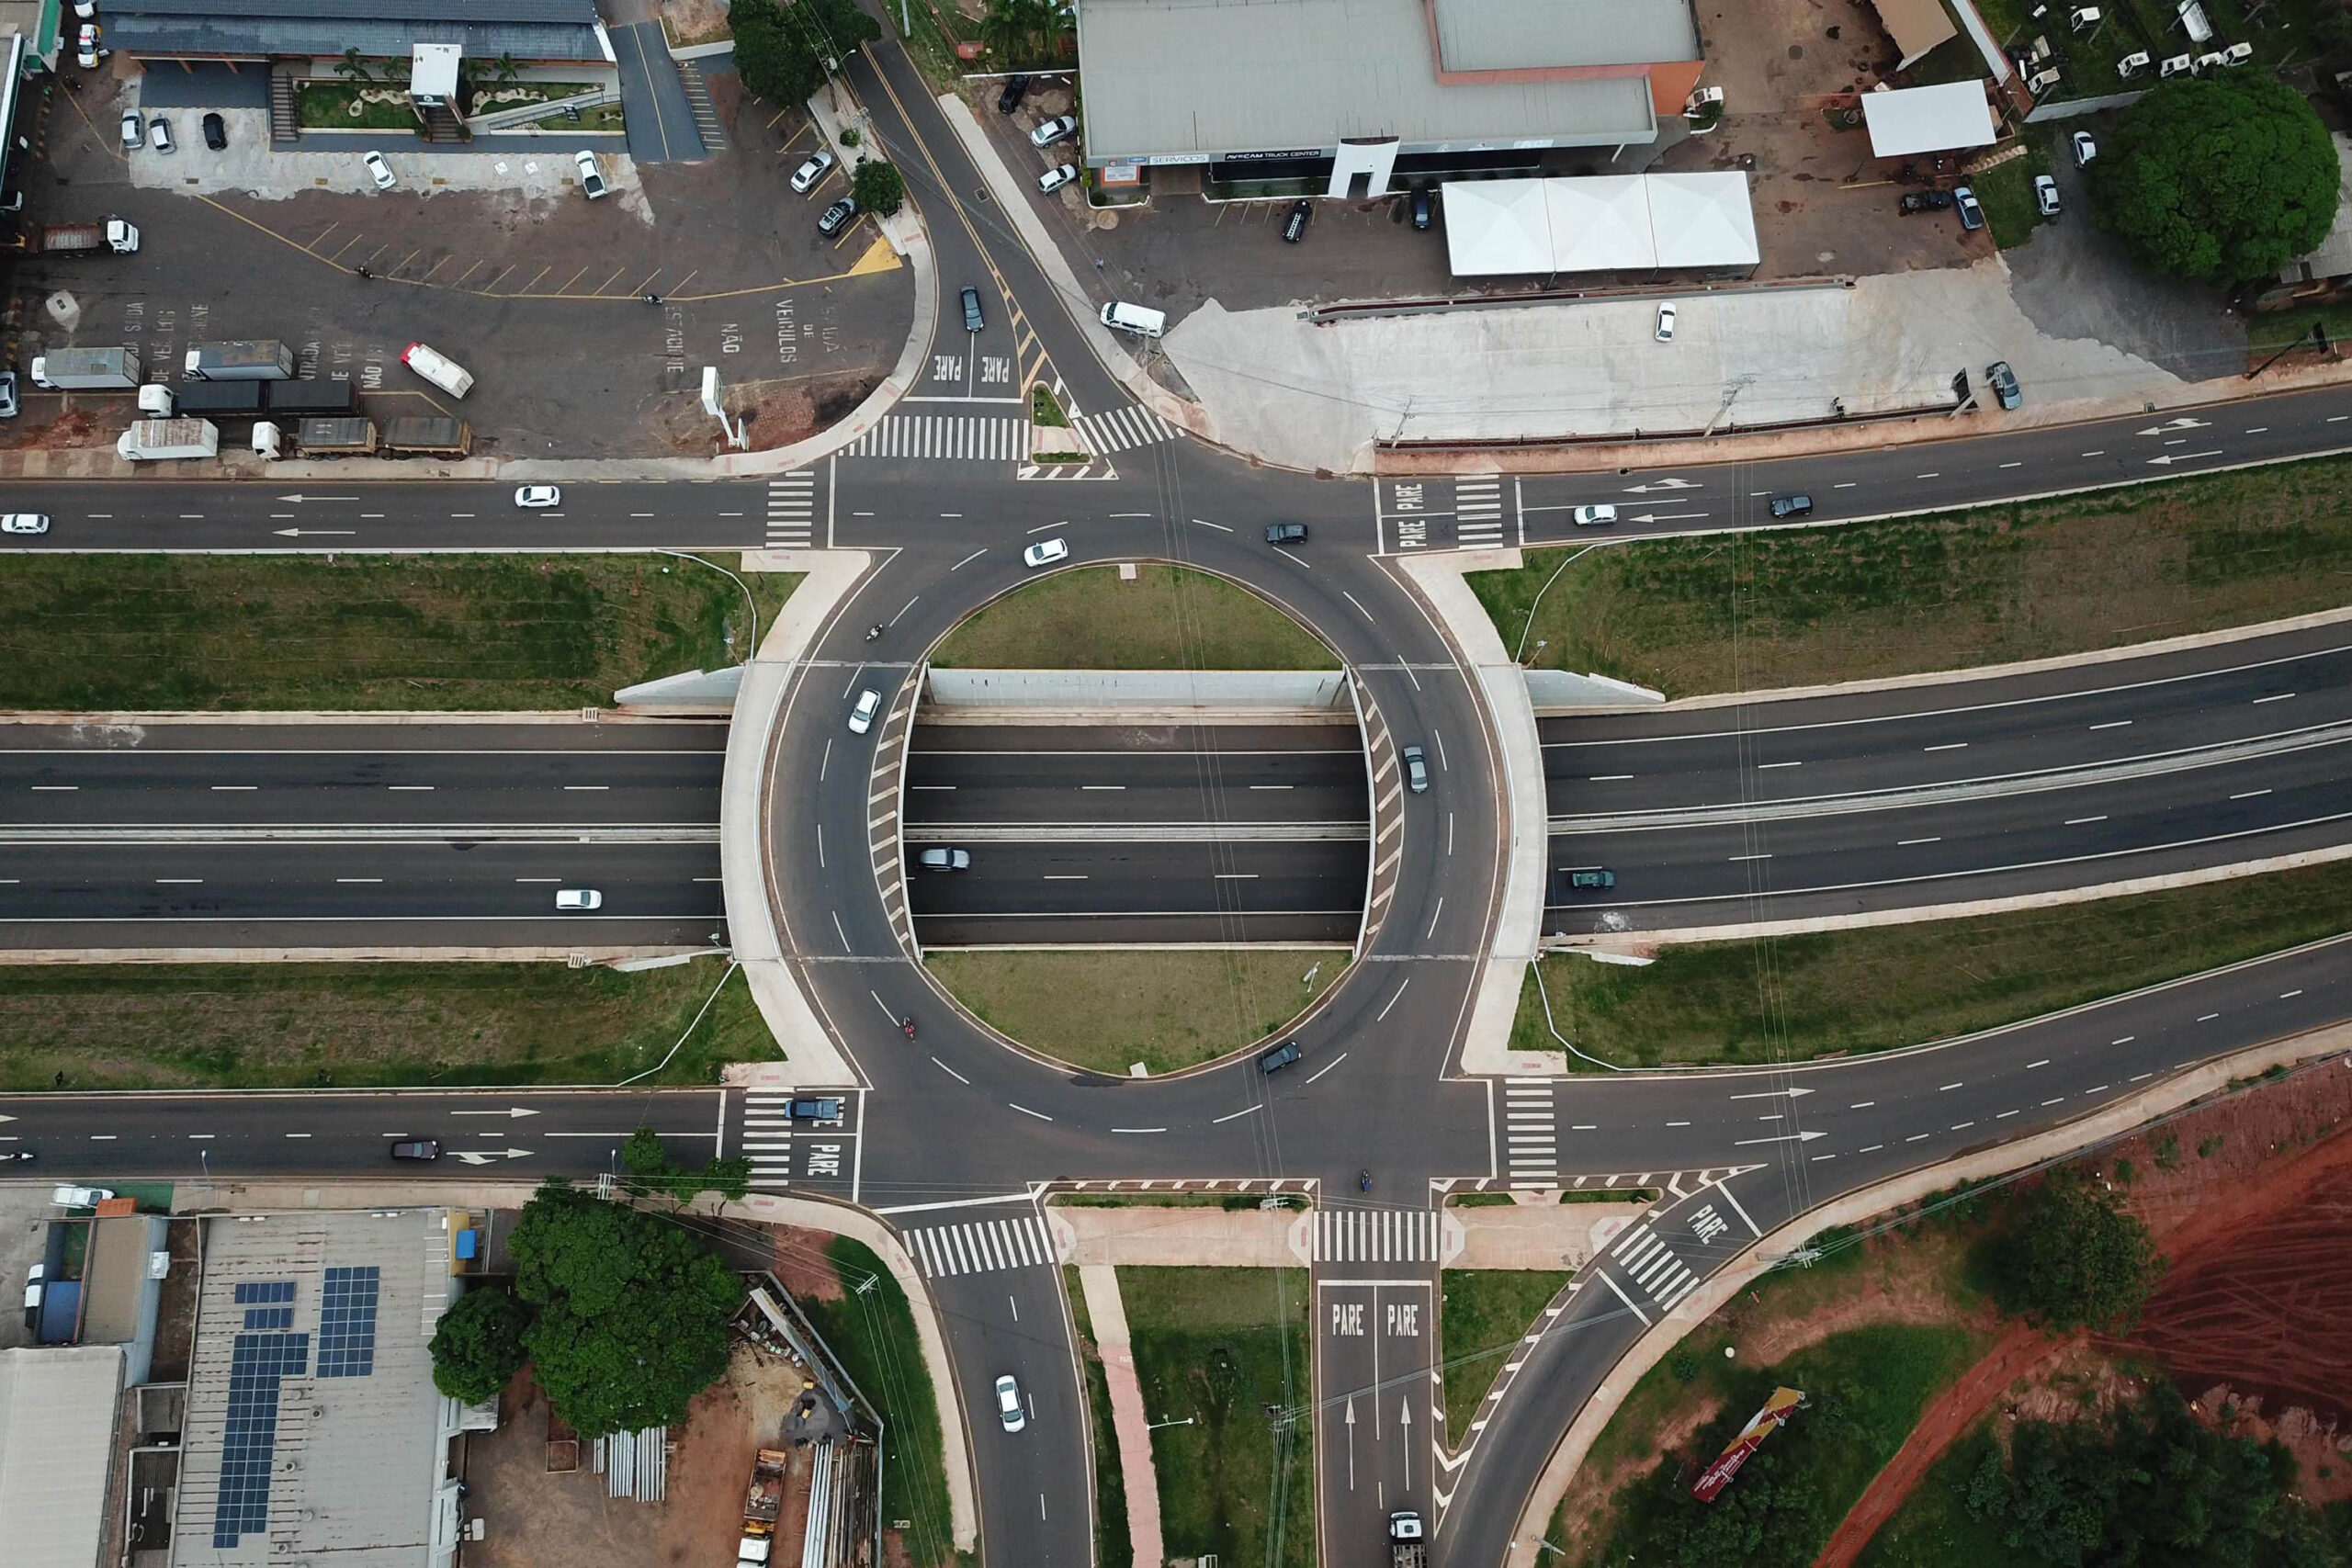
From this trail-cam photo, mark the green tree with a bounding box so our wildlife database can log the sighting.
[509,1178,740,1435]
[334,47,371,85]
[427,1285,534,1403]
[618,1125,753,1205]
[853,159,907,216]
[2092,74,2340,285]
[1992,1168,2164,1332]
[733,0,829,106]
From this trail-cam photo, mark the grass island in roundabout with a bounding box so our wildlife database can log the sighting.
[903,561,1374,1077]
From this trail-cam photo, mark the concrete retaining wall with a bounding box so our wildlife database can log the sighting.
[922,669,1351,714]
[1525,670,1664,710]
[615,666,744,707]
[2026,88,2146,123]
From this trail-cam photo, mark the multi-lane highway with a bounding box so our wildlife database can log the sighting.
[1545,621,2352,931]
[0,721,725,948]
[903,722,1370,943]
[6,23,2352,1568]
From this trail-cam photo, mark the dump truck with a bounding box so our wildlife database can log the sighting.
[1389,1511,1428,1568]
[264,378,358,415]
[30,346,141,390]
[172,380,268,417]
[380,414,473,457]
[736,1448,788,1566]
[185,340,296,381]
[117,417,220,461]
[25,218,140,255]
[294,416,378,456]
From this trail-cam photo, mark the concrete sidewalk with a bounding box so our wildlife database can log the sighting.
[1077,1265,1166,1568]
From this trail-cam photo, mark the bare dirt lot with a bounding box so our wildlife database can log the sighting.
[461,1342,824,1568]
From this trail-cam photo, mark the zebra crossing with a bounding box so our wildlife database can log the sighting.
[840,414,1029,461]
[677,61,727,152]
[1455,478,1507,547]
[1313,1208,1441,1265]
[904,1213,1056,1280]
[1606,1220,1702,1314]
[1072,403,1177,454]
[1504,1079,1557,1188]
[765,472,815,550]
[739,1089,831,1188]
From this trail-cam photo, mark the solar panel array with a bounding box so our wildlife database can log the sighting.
[243,1306,294,1330]
[317,1266,382,1378]
[233,1281,294,1305]
[212,1320,310,1548]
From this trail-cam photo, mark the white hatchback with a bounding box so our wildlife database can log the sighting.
[364,149,397,190]
[554,888,603,911]
[2,513,50,535]
[514,485,561,509]
[1023,538,1069,569]
[1572,504,1618,526]
[848,689,882,735]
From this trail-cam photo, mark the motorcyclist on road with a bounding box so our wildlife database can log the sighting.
[902,1016,917,1040]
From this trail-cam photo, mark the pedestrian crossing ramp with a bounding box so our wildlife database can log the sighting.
[904,1213,1057,1280]
[1313,1207,1442,1265]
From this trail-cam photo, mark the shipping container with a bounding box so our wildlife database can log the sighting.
[263,378,359,414]
[172,380,268,416]
[295,416,379,456]
[117,417,220,461]
[30,346,142,390]
[184,339,297,381]
[379,414,473,457]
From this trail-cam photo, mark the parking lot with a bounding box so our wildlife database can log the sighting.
[3,62,912,458]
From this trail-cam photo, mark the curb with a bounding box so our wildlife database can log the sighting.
[1498,1019,2352,1568]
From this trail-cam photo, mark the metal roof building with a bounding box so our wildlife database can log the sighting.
[168,1210,468,1568]
[0,1345,126,1568]
[100,0,608,65]
[1073,0,1705,197]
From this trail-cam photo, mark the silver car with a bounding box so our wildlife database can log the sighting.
[995,1374,1026,1432]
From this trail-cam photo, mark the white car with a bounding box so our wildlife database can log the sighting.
[2033,173,2061,219]
[1654,301,1676,342]
[574,149,607,200]
[1037,163,1079,194]
[119,107,141,150]
[2,513,51,535]
[790,149,836,194]
[52,1185,115,1208]
[848,689,882,735]
[149,115,175,154]
[364,150,397,190]
[514,485,561,509]
[554,888,603,911]
[1571,504,1618,526]
[1023,537,1070,568]
[2072,130,2097,167]
[1030,114,1078,149]
[23,1261,43,1322]
[995,1374,1026,1432]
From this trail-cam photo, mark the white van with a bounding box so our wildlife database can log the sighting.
[1099,300,1167,339]
[401,341,475,400]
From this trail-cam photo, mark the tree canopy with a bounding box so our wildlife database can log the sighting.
[1992,1168,2164,1333]
[2092,74,2339,285]
[733,0,882,110]
[620,1125,752,1206]
[852,160,907,217]
[507,1178,741,1435]
[427,1285,533,1403]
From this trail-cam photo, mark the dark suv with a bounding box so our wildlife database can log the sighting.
[1258,1039,1303,1074]
[786,1098,843,1121]
[997,73,1030,114]
[1265,523,1308,546]
[1281,199,1312,243]
[1897,189,1952,215]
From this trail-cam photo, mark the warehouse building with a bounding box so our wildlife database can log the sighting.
[1073,0,1706,196]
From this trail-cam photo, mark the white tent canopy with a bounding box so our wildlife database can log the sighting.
[1860,80,1996,159]
[1442,172,1757,276]
[1442,181,1555,276]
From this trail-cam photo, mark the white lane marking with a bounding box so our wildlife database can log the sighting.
[2089,720,2132,730]
[2064,816,2108,825]
[335,877,382,884]
[1212,1104,1262,1124]
[1008,1102,1053,1122]
[1302,1052,1349,1086]
[1923,742,1967,752]
[1898,837,1941,845]
[210,785,257,792]
[1342,590,1376,622]
[2027,1058,2050,1068]
[1376,977,1411,1021]
[2232,789,2272,799]
[1111,1126,1166,1134]
[2254,692,2296,704]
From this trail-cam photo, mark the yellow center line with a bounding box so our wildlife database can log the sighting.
[627,26,674,163]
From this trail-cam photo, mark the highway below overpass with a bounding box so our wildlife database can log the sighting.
[0,720,726,950]
[1544,621,2352,932]
[902,722,1371,945]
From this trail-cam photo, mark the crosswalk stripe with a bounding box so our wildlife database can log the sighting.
[842,414,1026,461]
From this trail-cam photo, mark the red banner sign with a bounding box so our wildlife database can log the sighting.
[1691,1385,1805,1501]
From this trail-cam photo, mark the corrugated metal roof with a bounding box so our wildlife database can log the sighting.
[1430,0,1697,74]
[1076,0,1657,161]
[0,1345,126,1568]
[106,0,602,59]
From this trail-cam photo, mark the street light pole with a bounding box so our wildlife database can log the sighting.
[1145,1415,1196,1431]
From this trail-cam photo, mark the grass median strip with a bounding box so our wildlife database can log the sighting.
[0,957,771,1090]
[1120,1265,1316,1568]
[0,554,796,711]
[1519,859,2352,1071]
[797,1237,957,1568]
[1471,454,2352,697]
[926,949,1347,1076]
[930,562,1340,671]
[1439,1269,1572,1438]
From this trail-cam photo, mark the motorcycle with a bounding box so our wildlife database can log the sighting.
[1,1149,34,1162]
[902,1016,918,1041]
[865,624,884,642]
[1358,1169,1372,1193]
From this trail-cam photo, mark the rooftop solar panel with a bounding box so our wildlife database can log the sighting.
[212,1331,310,1548]
[317,1266,381,1378]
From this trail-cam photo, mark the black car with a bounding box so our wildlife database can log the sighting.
[1768,493,1814,519]
[202,111,227,151]
[1281,198,1312,243]
[1265,522,1307,545]
[997,73,1030,114]
[390,1139,440,1161]
[1566,868,1616,891]
[1258,1039,1303,1073]
[1897,189,1952,215]
[817,196,858,236]
[961,285,984,333]
[1409,188,1434,231]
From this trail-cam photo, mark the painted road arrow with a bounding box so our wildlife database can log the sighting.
[2135,417,2210,435]
[276,494,360,502]
[449,1108,543,1118]
[1345,1395,1357,1489]
[272,528,357,537]
[1728,1087,1814,1101]
[1732,1130,1827,1146]
[2145,450,2223,466]
[1628,512,1711,525]
[451,1148,536,1165]
[1623,477,1701,492]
